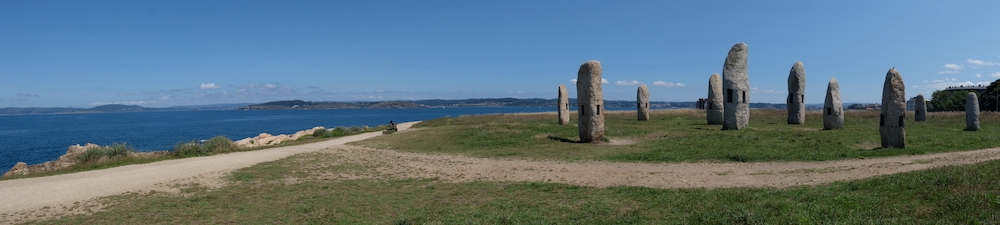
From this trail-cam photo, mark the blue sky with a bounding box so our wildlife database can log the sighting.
[2,1,999,107]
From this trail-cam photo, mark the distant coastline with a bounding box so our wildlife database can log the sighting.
[1,97,870,115]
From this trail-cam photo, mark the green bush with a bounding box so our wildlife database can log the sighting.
[172,142,207,157]
[172,136,241,158]
[78,143,133,163]
[312,128,329,138]
[204,136,238,153]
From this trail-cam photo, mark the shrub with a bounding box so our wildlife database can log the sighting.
[78,143,133,163]
[172,136,241,158]
[172,142,207,157]
[204,136,238,153]
[312,128,329,138]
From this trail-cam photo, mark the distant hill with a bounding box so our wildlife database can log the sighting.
[245,100,425,110]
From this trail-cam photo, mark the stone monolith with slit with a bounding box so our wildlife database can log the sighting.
[577,60,605,143]
[967,92,980,131]
[637,84,649,121]
[707,73,724,125]
[824,77,843,130]
[787,62,806,124]
[914,94,927,122]
[558,84,569,125]
[880,68,906,148]
[723,43,749,130]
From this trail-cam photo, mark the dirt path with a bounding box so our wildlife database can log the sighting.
[323,145,1000,189]
[0,122,417,223]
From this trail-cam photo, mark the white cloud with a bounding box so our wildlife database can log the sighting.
[570,78,610,84]
[199,83,221,89]
[939,63,963,74]
[615,80,641,86]
[652,81,685,87]
[975,74,983,78]
[993,72,1000,78]
[967,58,995,66]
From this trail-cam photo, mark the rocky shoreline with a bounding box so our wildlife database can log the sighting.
[3,126,339,178]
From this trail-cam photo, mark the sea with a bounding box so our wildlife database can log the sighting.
[0,107,576,171]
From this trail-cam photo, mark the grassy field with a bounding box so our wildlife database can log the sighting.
[27,149,1000,224]
[353,109,1000,162]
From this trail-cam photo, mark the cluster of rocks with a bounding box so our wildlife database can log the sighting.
[235,126,328,148]
[3,143,164,178]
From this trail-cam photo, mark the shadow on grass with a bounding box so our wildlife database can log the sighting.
[546,135,582,144]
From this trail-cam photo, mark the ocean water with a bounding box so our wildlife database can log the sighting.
[0,107,563,171]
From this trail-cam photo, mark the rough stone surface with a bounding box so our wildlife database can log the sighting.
[707,73,724,125]
[558,85,569,125]
[2,143,168,178]
[824,77,843,130]
[577,60,605,143]
[722,43,749,130]
[967,92,980,131]
[235,126,326,148]
[914,94,927,122]
[787,62,806,124]
[637,84,649,121]
[880,68,906,148]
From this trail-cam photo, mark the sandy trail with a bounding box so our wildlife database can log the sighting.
[0,122,416,218]
[4,120,1000,222]
[325,145,1000,189]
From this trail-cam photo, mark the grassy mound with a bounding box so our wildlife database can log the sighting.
[354,109,1000,162]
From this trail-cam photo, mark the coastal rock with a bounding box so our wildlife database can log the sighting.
[723,43,749,130]
[235,127,327,148]
[3,162,28,177]
[880,68,906,148]
[637,84,650,121]
[577,60,605,143]
[967,92,980,131]
[914,94,927,121]
[558,85,570,125]
[2,143,109,178]
[787,62,806,124]
[707,73,724,124]
[823,77,843,130]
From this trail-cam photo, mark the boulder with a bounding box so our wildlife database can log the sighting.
[707,73,724,125]
[787,62,806,124]
[558,84,570,125]
[914,94,927,121]
[823,77,843,130]
[637,84,650,121]
[880,68,906,148]
[577,60,605,143]
[722,43,749,130]
[967,92,980,131]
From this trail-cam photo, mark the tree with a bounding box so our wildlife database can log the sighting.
[929,89,975,112]
[981,79,1000,112]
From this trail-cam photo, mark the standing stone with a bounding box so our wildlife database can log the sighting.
[880,68,906,148]
[967,92,980,131]
[637,84,650,121]
[577,60,605,143]
[914,94,927,122]
[787,62,806,124]
[722,43,749,130]
[707,73,724,125]
[823,77,843,130]
[558,85,570,125]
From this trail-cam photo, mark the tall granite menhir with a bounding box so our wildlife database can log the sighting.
[558,84,569,125]
[880,68,906,148]
[824,77,843,130]
[914,94,927,122]
[577,60,605,143]
[723,43,749,130]
[637,84,650,121]
[967,92,980,131]
[787,62,806,124]
[707,73,724,125]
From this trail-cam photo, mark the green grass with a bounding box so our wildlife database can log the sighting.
[353,109,1000,162]
[29,150,1000,224]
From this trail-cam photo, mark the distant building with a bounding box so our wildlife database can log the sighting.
[944,85,987,94]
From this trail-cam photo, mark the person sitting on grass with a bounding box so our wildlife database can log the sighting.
[388,121,398,132]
